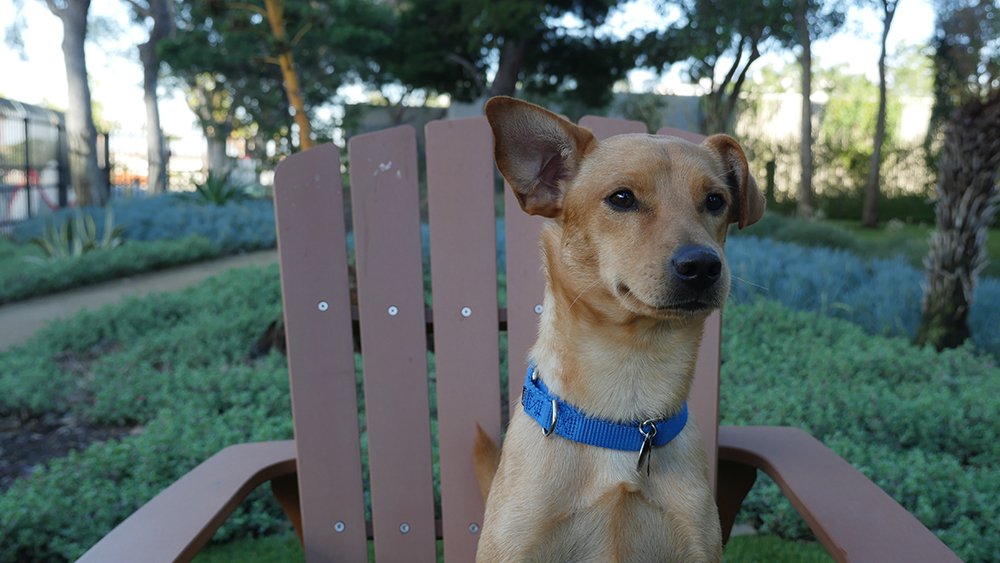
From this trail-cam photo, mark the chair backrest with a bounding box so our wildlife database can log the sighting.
[273,114,721,562]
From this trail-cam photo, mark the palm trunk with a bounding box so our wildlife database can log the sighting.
[916,93,1000,350]
[795,0,814,218]
[51,0,107,206]
[862,1,896,229]
[263,0,313,151]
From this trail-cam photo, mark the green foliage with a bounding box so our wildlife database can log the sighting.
[29,207,123,260]
[187,172,248,206]
[0,236,219,306]
[722,300,1000,561]
[723,534,832,562]
[193,533,304,563]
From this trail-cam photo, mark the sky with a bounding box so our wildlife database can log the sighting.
[0,0,937,163]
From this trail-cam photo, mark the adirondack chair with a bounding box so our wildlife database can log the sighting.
[80,115,959,563]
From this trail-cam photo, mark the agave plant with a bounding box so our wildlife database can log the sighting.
[189,171,248,206]
[30,207,124,260]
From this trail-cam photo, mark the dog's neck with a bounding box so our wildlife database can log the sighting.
[528,227,707,423]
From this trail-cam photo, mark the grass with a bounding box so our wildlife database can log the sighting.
[192,532,831,562]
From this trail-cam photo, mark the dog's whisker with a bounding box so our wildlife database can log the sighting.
[731,275,768,291]
[569,279,602,310]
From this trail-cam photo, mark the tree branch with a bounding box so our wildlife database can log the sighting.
[446,53,487,96]
[123,0,150,19]
[228,2,268,19]
[290,22,311,47]
[42,0,65,19]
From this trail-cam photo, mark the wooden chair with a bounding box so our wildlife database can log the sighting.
[80,115,959,563]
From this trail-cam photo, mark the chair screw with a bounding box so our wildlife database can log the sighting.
[461,306,472,317]
[334,521,345,532]
[318,301,329,311]
[400,522,410,534]
[388,305,399,316]
[469,522,480,534]
[534,304,543,315]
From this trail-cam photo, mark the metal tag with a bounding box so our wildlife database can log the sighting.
[636,433,653,476]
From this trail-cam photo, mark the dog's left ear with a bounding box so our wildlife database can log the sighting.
[703,134,765,229]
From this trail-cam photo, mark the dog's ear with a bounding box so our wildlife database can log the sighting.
[703,134,765,229]
[485,96,596,218]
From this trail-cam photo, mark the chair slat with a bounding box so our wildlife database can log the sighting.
[502,186,546,418]
[657,126,706,144]
[273,145,367,562]
[348,126,437,563]
[425,117,502,562]
[579,115,647,139]
[693,311,721,495]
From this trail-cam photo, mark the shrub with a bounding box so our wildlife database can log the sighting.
[13,194,276,253]
[725,236,1000,359]
[0,236,220,305]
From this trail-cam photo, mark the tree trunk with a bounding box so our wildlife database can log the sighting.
[916,92,1000,350]
[263,0,313,151]
[488,37,528,98]
[137,0,173,193]
[794,0,814,218]
[862,1,896,229]
[206,126,233,178]
[52,0,108,206]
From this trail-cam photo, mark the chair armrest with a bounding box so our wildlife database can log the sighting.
[78,440,297,563]
[719,426,959,563]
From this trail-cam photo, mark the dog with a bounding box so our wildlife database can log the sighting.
[473,96,765,562]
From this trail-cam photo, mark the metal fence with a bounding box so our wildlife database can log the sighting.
[0,98,112,233]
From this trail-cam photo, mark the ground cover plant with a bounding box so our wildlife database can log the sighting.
[0,235,220,305]
[0,254,995,561]
[1,193,277,304]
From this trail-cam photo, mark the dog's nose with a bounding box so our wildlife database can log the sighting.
[670,246,722,290]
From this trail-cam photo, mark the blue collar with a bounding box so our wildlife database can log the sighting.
[520,364,688,452]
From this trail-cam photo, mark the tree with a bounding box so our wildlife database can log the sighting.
[43,0,109,206]
[382,0,635,109]
[792,0,845,217]
[861,0,899,228]
[125,0,174,193]
[641,0,796,134]
[160,0,392,166]
[917,0,999,350]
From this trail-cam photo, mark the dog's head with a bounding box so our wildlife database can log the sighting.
[486,96,764,322]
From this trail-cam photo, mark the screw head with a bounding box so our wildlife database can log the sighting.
[461,306,472,318]
[400,522,410,534]
[534,304,543,315]
[469,522,480,534]
[387,305,399,316]
[334,521,345,533]
[318,301,329,311]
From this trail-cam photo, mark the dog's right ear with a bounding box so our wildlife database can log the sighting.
[485,96,596,218]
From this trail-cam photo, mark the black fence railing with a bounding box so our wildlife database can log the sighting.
[1,97,111,233]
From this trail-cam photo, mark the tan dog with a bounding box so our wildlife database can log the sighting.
[473,97,764,562]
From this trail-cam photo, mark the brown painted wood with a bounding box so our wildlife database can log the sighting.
[425,116,502,562]
[273,144,368,562]
[502,185,546,418]
[348,126,437,563]
[692,311,721,495]
[719,426,961,563]
[657,125,706,145]
[579,115,647,139]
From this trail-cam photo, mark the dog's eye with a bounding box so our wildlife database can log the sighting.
[606,189,637,211]
[705,193,726,213]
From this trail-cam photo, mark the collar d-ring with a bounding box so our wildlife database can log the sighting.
[639,419,657,439]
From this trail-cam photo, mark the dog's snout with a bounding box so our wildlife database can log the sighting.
[670,246,722,290]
